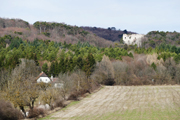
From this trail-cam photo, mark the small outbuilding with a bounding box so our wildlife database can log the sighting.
[51,77,64,88]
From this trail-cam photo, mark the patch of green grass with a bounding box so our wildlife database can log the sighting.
[38,115,56,120]
[61,101,80,111]
[86,94,92,98]
[71,107,180,120]
[39,117,59,120]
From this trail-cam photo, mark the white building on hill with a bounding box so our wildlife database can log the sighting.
[123,34,144,47]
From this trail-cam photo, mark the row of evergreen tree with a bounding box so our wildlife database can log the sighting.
[0,35,134,70]
[42,53,96,77]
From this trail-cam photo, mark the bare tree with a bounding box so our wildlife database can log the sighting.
[0,69,10,90]
[112,61,128,85]
[41,88,60,108]
[154,65,171,84]
[3,60,40,117]
[91,55,115,85]
[70,70,89,93]
[174,66,180,84]
[57,72,71,100]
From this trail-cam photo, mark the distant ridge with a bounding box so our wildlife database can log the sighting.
[81,26,136,42]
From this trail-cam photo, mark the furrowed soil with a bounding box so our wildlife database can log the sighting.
[42,86,180,120]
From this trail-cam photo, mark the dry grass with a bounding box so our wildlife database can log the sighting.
[43,85,180,120]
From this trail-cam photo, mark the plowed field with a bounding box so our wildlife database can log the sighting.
[43,86,180,120]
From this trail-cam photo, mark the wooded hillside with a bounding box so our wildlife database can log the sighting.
[143,31,180,48]
[0,18,113,47]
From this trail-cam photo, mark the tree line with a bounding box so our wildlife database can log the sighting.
[0,35,133,72]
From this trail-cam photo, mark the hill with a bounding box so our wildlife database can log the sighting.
[0,18,113,47]
[143,31,180,48]
[81,26,136,42]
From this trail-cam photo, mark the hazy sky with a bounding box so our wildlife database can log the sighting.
[0,0,180,34]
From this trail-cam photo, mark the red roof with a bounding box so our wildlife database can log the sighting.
[52,78,59,82]
[36,72,48,80]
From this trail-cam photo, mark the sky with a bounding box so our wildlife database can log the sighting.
[0,0,180,34]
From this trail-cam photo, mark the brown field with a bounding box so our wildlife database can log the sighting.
[41,86,180,120]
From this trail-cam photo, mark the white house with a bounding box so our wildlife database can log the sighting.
[36,72,64,88]
[37,72,51,83]
[123,34,144,47]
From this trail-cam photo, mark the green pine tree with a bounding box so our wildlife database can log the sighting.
[151,62,157,70]
[59,57,65,73]
[34,53,39,66]
[64,58,69,73]
[42,63,48,75]
[49,62,55,77]
[68,57,74,72]
[77,57,84,69]
[54,60,59,76]
[87,53,96,68]
[82,59,91,78]
[82,53,96,78]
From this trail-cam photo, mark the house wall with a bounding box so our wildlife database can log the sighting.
[37,77,51,83]
[123,34,144,47]
[54,83,64,88]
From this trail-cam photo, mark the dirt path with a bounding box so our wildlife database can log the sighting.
[46,86,180,120]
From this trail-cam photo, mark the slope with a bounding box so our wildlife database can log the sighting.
[43,85,180,120]
[0,18,113,47]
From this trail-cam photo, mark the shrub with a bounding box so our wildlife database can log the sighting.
[78,89,91,97]
[91,55,115,85]
[151,62,157,70]
[90,80,100,92]
[112,54,156,85]
[54,99,66,108]
[28,107,46,118]
[14,31,22,35]
[42,32,50,37]
[154,65,171,84]
[68,92,78,100]
[0,100,23,120]
[67,87,91,100]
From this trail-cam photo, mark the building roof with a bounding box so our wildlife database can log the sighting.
[36,72,48,80]
[51,77,64,83]
[52,77,59,82]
